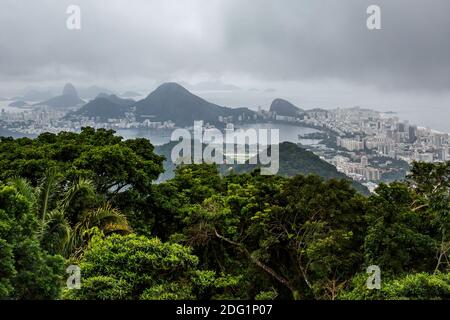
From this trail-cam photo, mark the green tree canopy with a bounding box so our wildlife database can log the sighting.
[0,128,164,199]
[0,185,64,299]
[65,234,237,300]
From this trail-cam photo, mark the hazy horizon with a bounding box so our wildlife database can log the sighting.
[2,0,450,131]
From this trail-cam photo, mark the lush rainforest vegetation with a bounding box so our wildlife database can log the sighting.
[1,128,450,300]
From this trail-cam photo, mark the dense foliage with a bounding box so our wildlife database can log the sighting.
[0,128,449,300]
[0,185,64,299]
[64,234,239,300]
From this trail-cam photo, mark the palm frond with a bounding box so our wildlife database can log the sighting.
[41,209,72,255]
[69,203,131,257]
[76,203,131,235]
[36,167,60,224]
[59,178,96,212]
[8,177,37,211]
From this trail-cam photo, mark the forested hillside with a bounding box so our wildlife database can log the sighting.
[155,141,368,193]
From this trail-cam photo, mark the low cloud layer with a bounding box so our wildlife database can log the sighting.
[1,0,450,120]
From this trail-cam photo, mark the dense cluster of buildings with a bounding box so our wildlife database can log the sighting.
[303,107,450,164]
[292,106,449,188]
[331,155,381,182]
[0,106,175,134]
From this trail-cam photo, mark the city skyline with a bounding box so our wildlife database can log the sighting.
[2,1,450,131]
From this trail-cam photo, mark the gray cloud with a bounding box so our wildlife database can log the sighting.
[1,0,450,98]
[219,0,450,91]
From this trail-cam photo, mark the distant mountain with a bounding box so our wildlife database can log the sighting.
[154,140,369,194]
[22,89,54,102]
[121,91,142,98]
[234,142,368,194]
[96,93,135,106]
[33,94,84,109]
[0,97,8,101]
[270,99,304,117]
[67,94,135,121]
[134,82,258,126]
[62,83,78,96]
[78,86,115,99]
[34,83,84,108]
[8,100,29,107]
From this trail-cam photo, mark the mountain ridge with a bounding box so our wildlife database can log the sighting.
[134,82,258,126]
[34,83,84,108]
[66,94,135,121]
[270,98,304,117]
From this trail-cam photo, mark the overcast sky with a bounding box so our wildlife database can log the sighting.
[1,0,450,129]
